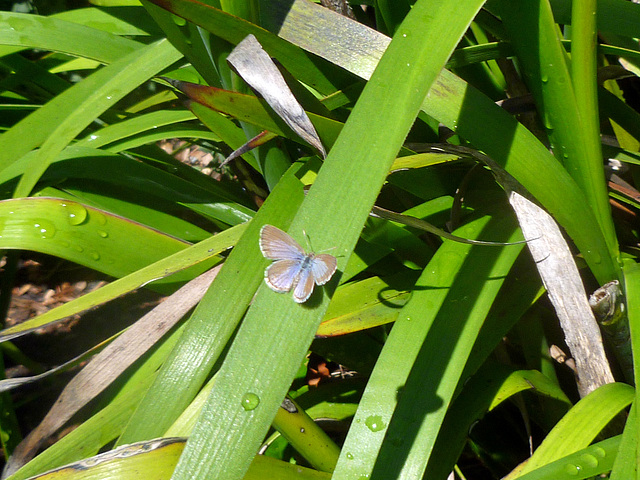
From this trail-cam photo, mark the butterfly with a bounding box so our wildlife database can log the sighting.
[259,224,338,303]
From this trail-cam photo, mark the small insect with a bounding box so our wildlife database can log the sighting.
[259,224,337,303]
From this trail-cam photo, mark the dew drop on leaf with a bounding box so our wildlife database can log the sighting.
[364,415,385,432]
[564,463,580,476]
[62,203,87,226]
[241,393,260,411]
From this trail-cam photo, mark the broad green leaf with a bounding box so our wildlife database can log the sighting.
[0,147,255,227]
[333,212,523,480]
[317,273,414,337]
[513,435,620,480]
[53,7,158,36]
[513,382,634,477]
[426,362,571,480]
[8,39,182,196]
[16,439,186,480]
[75,110,198,149]
[495,0,619,277]
[610,403,638,480]
[0,197,189,279]
[0,12,141,61]
[49,186,212,243]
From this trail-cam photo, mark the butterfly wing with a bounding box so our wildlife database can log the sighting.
[293,263,316,303]
[260,224,336,303]
[259,225,306,261]
[265,259,303,293]
[311,254,338,286]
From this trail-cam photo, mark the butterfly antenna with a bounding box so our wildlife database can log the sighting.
[304,228,338,255]
[303,229,314,252]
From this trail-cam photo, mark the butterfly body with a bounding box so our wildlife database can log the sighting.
[259,225,337,303]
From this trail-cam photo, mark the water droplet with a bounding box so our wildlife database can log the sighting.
[62,203,87,226]
[74,245,84,253]
[592,446,606,458]
[97,230,108,238]
[541,75,549,83]
[579,453,598,468]
[172,14,186,26]
[564,463,580,476]
[357,475,369,480]
[89,251,100,261]
[88,134,98,141]
[33,220,56,239]
[241,393,260,411]
[59,240,70,248]
[346,452,354,460]
[300,428,305,433]
[364,415,385,432]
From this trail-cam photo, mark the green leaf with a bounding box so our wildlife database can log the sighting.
[0,147,255,227]
[333,212,523,480]
[515,382,634,477]
[317,273,414,337]
[495,0,619,278]
[0,197,189,279]
[610,403,638,480]
[426,362,571,480]
[75,110,198,149]
[513,435,620,480]
[0,11,141,61]
[6,39,182,197]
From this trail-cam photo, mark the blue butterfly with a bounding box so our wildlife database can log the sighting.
[259,225,337,303]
